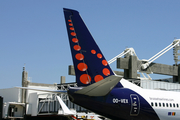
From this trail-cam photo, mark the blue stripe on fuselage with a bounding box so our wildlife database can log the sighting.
[106,88,160,120]
[68,87,160,120]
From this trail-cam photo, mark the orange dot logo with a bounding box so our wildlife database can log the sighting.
[102,60,108,66]
[73,45,81,51]
[102,68,110,76]
[77,63,88,71]
[68,20,72,22]
[70,27,74,30]
[94,75,104,82]
[71,32,76,36]
[72,38,78,43]
[75,53,84,60]
[80,74,91,84]
[91,50,96,54]
[69,23,73,26]
[97,53,102,59]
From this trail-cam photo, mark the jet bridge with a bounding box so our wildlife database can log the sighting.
[116,39,180,83]
[26,91,101,120]
[19,67,103,120]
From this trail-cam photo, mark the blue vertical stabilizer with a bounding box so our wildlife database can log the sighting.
[63,8,114,86]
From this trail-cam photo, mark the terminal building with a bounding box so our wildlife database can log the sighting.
[0,67,102,120]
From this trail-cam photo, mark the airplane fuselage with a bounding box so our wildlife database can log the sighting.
[68,79,180,120]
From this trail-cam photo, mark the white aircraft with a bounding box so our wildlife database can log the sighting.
[18,8,180,120]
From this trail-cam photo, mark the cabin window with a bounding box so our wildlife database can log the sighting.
[170,103,172,107]
[173,103,175,107]
[155,102,157,107]
[177,104,179,108]
[163,103,165,107]
[159,103,161,107]
[151,102,154,107]
[166,103,168,107]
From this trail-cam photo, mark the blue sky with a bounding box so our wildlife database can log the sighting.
[1,0,180,89]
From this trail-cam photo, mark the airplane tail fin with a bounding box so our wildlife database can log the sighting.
[63,8,115,87]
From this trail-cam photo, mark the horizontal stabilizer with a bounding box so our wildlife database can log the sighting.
[15,87,67,94]
[75,75,122,96]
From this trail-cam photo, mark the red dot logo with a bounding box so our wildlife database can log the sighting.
[91,50,96,54]
[73,45,81,51]
[70,27,74,30]
[80,74,91,84]
[77,63,88,71]
[102,60,108,66]
[97,53,102,59]
[69,23,73,26]
[94,75,104,82]
[72,38,78,43]
[71,32,76,36]
[75,53,84,60]
[103,68,110,76]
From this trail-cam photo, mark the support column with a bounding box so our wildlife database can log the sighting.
[178,64,180,83]
[124,56,138,79]
[60,76,66,84]
[21,67,28,103]
[129,56,138,79]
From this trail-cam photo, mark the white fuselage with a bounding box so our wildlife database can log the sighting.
[120,78,180,120]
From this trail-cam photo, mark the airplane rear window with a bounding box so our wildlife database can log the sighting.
[170,103,172,107]
[163,103,165,107]
[151,102,154,106]
[159,103,161,107]
[155,103,157,107]
[177,104,179,108]
[173,103,175,107]
[166,103,168,107]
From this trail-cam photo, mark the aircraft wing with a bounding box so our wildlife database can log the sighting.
[15,87,67,94]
